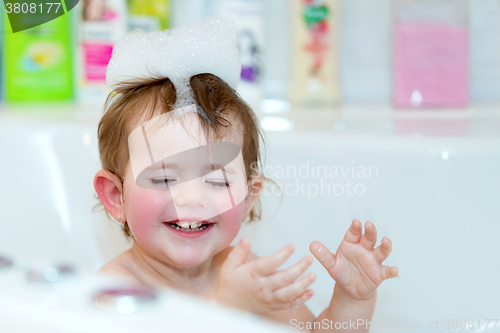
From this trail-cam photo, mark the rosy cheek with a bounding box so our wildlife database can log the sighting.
[126,189,172,240]
[218,199,246,236]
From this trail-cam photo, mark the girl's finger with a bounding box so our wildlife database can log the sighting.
[289,289,314,309]
[343,219,363,244]
[360,221,378,250]
[267,256,314,291]
[272,272,316,304]
[309,241,336,271]
[373,237,392,263]
[380,265,399,280]
[252,244,295,276]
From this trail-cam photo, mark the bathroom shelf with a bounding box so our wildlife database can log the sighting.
[1,102,499,138]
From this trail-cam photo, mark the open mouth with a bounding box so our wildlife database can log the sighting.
[166,221,212,232]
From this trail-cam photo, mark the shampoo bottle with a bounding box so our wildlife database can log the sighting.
[469,0,500,101]
[289,0,341,108]
[210,0,264,109]
[79,0,127,104]
[393,0,469,108]
[340,0,392,102]
[3,10,74,102]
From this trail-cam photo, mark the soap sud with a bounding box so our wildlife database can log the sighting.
[106,16,242,120]
[170,104,198,120]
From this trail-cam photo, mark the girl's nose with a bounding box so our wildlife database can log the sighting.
[171,178,208,208]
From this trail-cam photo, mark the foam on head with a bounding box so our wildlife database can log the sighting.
[106,16,241,121]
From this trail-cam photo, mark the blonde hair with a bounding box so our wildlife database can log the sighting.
[93,73,272,238]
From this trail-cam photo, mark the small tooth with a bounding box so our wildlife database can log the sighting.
[175,226,180,230]
[190,223,198,229]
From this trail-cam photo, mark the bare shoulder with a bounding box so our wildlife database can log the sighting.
[95,250,144,284]
[96,260,128,276]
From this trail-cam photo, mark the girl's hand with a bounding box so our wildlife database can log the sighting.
[309,219,399,301]
[214,238,316,315]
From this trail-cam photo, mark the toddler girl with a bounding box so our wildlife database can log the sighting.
[93,17,398,332]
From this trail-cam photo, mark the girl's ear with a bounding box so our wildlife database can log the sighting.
[243,176,263,219]
[94,169,124,222]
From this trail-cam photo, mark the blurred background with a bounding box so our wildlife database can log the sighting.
[1,0,499,127]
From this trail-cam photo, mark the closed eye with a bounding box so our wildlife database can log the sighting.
[150,178,177,185]
[206,180,230,188]
[149,178,230,188]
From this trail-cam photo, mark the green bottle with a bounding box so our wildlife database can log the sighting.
[3,11,74,102]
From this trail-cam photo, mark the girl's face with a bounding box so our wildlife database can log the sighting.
[122,109,249,268]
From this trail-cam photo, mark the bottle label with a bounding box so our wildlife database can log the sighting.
[301,0,332,78]
[303,3,329,26]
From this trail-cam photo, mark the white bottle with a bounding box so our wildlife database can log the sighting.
[210,0,264,110]
[470,0,500,101]
[340,0,392,102]
[78,0,127,106]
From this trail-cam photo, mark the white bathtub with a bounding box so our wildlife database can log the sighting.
[0,110,293,333]
[1,105,499,332]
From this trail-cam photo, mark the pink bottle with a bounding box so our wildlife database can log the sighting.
[393,0,469,108]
